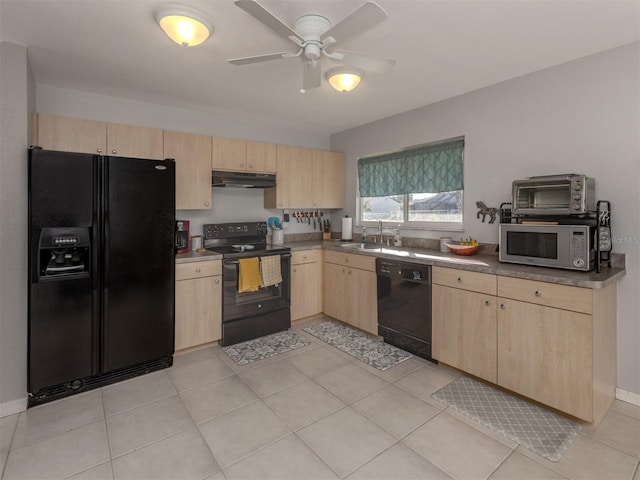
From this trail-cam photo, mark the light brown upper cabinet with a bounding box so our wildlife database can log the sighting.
[264,145,344,209]
[106,123,164,160]
[164,130,212,210]
[246,141,276,173]
[211,137,276,174]
[33,113,107,155]
[313,150,344,209]
[33,113,164,160]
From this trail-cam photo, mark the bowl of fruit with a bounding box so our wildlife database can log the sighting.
[446,238,480,256]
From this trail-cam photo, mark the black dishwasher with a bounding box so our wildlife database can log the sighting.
[376,258,435,362]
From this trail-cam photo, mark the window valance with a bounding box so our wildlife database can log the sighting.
[358,138,464,197]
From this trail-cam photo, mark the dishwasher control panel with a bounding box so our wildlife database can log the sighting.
[376,259,431,284]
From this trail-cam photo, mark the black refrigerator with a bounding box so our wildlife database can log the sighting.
[28,148,176,406]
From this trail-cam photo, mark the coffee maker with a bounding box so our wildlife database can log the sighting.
[175,220,190,254]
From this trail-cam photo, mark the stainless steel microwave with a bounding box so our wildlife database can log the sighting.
[499,224,594,271]
[512,174,595,216]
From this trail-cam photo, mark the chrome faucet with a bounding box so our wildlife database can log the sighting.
[377,220,383,243]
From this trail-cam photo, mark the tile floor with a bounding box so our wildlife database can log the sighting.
[1,316,639,480]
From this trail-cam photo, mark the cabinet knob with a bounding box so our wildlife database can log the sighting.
[534,290,542,297]
[195,268,201,272]
[111,149,117,154]
[484,300,491,306]
[303,255,307,259]
[204,202,210,207]
[293,267,297,272]
[97,148,102,153]
[342,269,345,273]
[457,277,463,283]
[240,163,245,168]
[248,164,254,168]
[278,203,283,207]
[500,303,507,310]
[214,279,220,284]
[348,271,352,275]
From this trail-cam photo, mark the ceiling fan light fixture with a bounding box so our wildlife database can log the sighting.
[155,5,213,47]
[325,67,364,93]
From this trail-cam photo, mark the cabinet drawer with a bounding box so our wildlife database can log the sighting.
[176,260,222,281]
[324,250,375,272]
[433,267,497,295]
[291,249,322,265]
[498,276,592,314]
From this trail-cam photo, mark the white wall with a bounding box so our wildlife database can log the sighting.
[331,42,640,396]
[0,42,33,412]
[36,85,331,236]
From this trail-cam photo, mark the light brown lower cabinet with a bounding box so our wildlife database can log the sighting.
[323,251,377,335]
[432,284,497,383]
[291,250,323,321]
[175,260,222,351]
[432,266,617,424]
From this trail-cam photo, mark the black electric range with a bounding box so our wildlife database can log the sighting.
[202,222,291,346]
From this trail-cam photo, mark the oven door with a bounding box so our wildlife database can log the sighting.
[222,253,291,322]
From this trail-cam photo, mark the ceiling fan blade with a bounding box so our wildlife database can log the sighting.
[234,0,302,42]
[228,52,291,65]
[321,1,387,45]
[302,61,321,92]
[332,49,396,73]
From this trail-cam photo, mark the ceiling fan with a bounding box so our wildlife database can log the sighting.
[228,0,396,92]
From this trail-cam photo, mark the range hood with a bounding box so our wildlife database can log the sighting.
[212,170,276,188]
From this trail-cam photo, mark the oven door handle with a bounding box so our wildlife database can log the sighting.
[224,253,291,265]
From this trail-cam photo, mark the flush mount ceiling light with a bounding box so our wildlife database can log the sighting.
[155,5,213,47]
[325,67,364,93]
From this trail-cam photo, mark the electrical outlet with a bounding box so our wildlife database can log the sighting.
[283,213,290,222]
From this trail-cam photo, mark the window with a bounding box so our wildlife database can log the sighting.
[357,138,464,230]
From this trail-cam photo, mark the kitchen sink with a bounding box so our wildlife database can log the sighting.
[339,243,382,251]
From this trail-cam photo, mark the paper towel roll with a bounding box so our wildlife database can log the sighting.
[341,217,353,241]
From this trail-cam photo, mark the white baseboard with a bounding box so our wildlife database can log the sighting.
[0,397,27,418]
[616,388,640,407]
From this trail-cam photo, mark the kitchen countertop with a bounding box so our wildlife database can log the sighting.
[285,240,625,289]
[175,240,624,288]
[175,250,222,264]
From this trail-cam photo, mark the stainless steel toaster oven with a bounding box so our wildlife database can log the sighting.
[512,174,595,216]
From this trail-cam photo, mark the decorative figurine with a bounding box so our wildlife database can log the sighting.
[476,201,498,223]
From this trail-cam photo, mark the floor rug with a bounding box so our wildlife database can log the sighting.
[222,330,310,366]
[431,376,581,462]
[303,321,411,371]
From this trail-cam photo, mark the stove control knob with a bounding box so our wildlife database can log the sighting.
[573,184,582,191]
[573,194,581,200]
[572,204,581,210]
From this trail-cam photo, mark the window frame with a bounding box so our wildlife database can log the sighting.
[356,137,465,232]
[356,191,465,232]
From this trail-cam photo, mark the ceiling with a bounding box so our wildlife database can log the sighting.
[1,0,638,136]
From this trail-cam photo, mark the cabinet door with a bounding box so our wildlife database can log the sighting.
[175,275,222,351]
[34,113,106,155]
[247,141,276,173]
[212,136,247,171]
[164,130,212,210]
[432,285,497,382]
[107,123,164,159]
[348,268,378,335]
[323,262,348,322]
[291,262,323,321]
[313,150,344,208]
[266,145,315,208]
[497,299,593,420]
